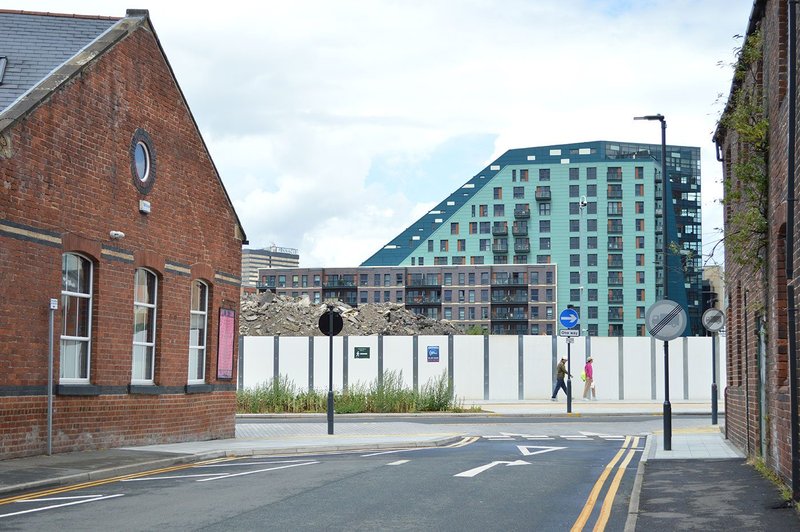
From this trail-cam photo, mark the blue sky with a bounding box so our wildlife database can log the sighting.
[4,0,754,267]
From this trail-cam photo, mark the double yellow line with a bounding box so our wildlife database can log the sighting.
[0,456,236,507]
[571,435,641,532]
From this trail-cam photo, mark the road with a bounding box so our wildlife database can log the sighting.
[0,417,663,531]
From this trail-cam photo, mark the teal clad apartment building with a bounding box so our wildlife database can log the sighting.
[258,140,702,336]
[361,141,702,336]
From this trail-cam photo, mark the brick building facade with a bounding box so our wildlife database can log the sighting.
[715,0,800,493]
[0,10,246,458]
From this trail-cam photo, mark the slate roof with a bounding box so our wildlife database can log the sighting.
[0,10,119,111]
[0,9,248,244]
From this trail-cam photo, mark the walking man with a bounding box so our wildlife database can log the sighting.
[551,355,570,401]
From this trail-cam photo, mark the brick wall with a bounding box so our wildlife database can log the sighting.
[0,24,243,458]
[718,0,800,486]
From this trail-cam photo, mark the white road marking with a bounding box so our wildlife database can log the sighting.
[196,460,319,482]
[517,445,568,456]
[454,460,530,478]
[122,473,222,481]
[387,460,410,466]
[195,460,312,468]
[362,449,412,457]
[0,494,124,518]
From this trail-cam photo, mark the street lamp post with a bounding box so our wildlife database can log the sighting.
[635,113,672,451]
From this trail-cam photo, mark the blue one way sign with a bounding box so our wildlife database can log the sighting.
[559,308,579,329]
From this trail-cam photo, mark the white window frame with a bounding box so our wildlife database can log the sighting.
[132,268,158,384]
[188,280,209,384]
[60,253,93,383]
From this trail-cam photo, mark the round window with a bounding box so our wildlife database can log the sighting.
[130,129,156,194]
[134,141,150,182]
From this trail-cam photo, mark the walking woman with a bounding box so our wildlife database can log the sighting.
[582,357,596,400]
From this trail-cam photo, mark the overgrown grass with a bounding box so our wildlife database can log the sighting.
[237,370,475,414]
[750,457,798,509]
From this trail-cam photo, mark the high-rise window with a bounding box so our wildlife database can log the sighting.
[61,253,93,382]
[540,220,551,232]
[494,204,505,217]
[569,185,579,197]
[132,268,158,383]
[569,167,579,180]
[451,222,459,235]
[538,203,551,215]
[188,280,208,383]
[520,169,529,182]
[494,187,503,200]
[514,186,525,199]
[539,168,550,181]
[587,167,597,180]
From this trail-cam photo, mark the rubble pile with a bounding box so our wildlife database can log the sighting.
[239,292,464,336]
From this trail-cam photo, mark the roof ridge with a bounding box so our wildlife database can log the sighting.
[0,9,120,21]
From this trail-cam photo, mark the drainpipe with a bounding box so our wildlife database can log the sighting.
[744,288,751,456]
[787,0,799,501]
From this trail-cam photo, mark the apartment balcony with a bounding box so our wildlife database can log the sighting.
[607,259,624,269]
[607,207,623,217]
[512,224,528,236]
[492,224,508,236]
[514,207,531,219]
[492,243,509,253]
[491,324,530,335]
[608,314,625,322]
[406,297,442,306]
[491,295,528,304]
[608,296,624,304]
[407,278,440,287]
[514,241,531,253]
[608,277,624,286]
[323,280,357,288]
[535,188,551,201]
[492,277,526,286]
[491,312,528,321]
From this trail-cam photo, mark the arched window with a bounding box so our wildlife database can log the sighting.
[188,280,209,383]
[60,253,93,381]
[132,268,158,383]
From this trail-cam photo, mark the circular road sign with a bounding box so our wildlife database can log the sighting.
[645,299,687,341]
[318,310,344,336]
[559,308,580,329]
[702,308,726,333]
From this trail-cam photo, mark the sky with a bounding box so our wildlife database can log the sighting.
[5,0,755,267]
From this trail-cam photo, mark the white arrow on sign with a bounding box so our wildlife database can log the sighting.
[454,460,530,478]
[516,445,567,456]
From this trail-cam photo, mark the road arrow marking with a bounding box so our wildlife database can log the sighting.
[454,460,530,478]
[517,445,567,456]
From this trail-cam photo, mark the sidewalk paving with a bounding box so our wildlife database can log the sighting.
[1,400,798,530]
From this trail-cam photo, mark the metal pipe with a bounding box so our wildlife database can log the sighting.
[788,0,799,501]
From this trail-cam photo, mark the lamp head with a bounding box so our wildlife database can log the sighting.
[634,114,665,122]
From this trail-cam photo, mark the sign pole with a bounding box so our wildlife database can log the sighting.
[327,307,334,435]
[48,298,57,456]
[566,341,572,414]
[663,340,671,450]
[711,333,718,425]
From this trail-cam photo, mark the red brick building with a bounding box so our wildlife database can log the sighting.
[0,10,246,458]
[715,0,800,497]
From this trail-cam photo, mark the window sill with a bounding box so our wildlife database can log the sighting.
[56,384,103,396]
[185,384,213,394]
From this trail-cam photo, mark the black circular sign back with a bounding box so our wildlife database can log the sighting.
[318,310,344,336]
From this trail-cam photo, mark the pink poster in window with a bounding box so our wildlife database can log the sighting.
[217,308,235,379]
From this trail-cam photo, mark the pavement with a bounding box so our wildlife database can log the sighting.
[1,400,798,530]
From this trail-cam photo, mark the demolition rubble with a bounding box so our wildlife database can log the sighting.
[239,292,464,336]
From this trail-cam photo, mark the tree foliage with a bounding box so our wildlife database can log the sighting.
[721,27,768,271]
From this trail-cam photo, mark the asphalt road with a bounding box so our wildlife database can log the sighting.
[0,431,643,531]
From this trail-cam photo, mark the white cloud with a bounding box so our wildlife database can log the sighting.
[6,0,752,267]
